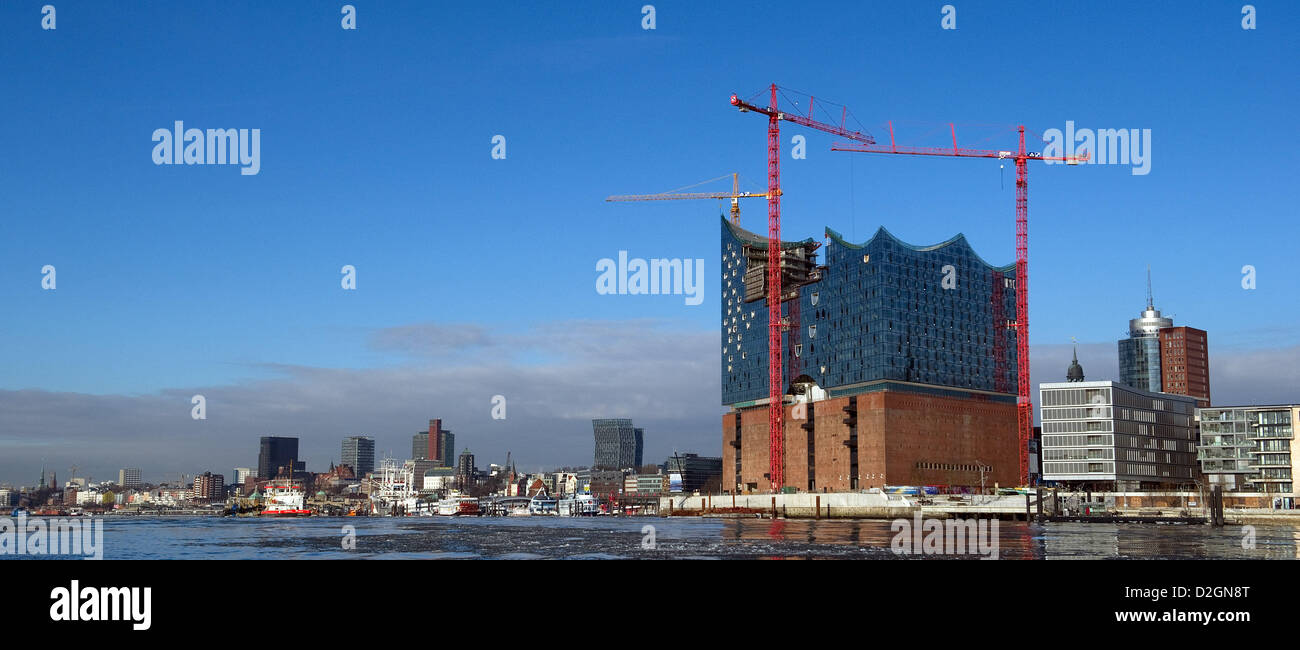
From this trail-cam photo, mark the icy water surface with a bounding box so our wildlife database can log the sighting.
[38,516,1300,559]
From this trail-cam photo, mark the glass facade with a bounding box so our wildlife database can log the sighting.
[257,436,302,480]
[721,219,1018,406]
[1118,336,1163,393]
[1197,406,1296,494]
[341,436,375,477]
[592,418,643,470]
[1117,305,1172,393]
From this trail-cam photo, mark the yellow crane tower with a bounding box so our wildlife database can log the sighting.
[605,173,777,226]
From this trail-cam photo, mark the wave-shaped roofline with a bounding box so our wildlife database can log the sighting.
[722,217,819,250]
[824,224,1014,272]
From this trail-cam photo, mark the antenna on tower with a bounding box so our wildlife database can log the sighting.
[1146,264,1154,309]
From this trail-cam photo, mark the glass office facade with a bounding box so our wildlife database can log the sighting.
[1119,335,1163,393]
[257,436,302,480]
[341,436,375,477]
[721,219,1019,406]
[1118,305,1172,393]
[1197,406,1297,495]
[592,418,643,470]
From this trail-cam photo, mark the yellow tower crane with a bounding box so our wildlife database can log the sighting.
[605,173,777,226]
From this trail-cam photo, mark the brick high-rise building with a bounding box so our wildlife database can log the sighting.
[413,420,454,466]
[1159,326,1210,407]
[193,472,225,502]
[720,219,1021,493]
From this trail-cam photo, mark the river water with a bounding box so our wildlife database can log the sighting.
[43,516,1300,559]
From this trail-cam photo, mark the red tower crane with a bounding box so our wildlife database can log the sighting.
[832,122,1087,485]
[729,84,875,491]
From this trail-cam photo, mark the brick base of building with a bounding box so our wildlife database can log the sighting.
[722,388,1019,494]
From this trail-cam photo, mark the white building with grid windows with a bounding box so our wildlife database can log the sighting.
[1039,380,1198,489]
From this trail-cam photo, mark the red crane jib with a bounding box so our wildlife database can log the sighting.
[831,126,1086,486]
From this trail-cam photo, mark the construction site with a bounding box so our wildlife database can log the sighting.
[615,84,1088,496]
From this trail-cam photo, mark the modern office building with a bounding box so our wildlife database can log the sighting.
[257,436,303,480]
[232,467,255,486]
[456,449,475,489]
[342,436,376,477]
[118,467,142,489]
[627,473,664,496]
[665,453,723,493]
[1117,275,1210,404]
[1039,357,1198,489]
[593,419,644,470]
[721,219,1021,493]
[1197,405,1297,503]
[412,432,428,461]
[1118,304,1171,394]
[192,472,225,502]
[413,419,454,466]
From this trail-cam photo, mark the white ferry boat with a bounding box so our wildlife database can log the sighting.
[528,495,558,515]
[437,494,480,516]
[262,482,311,517]
[557,493,601,516]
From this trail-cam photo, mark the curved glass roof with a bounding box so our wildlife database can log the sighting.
[824,225,1014,272]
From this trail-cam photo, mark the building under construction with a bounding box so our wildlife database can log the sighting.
[721,218,1021,493]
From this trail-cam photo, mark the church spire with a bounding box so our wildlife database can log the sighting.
[1066,339,1085,382]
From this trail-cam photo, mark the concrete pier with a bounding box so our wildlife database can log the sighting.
[663,490,1300,523]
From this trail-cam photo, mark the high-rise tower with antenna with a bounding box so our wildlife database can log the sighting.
[1119,267,1173,392]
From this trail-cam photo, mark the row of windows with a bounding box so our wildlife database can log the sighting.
[1042,407,1112,420]
[1041,388,1110,407]
[914,462,991,472]
[1043,461,1113,474]
[1042,420,1112,434]
[1042,434,1113,447]
[1043,448,1114,460]
[1114,420,1195,441]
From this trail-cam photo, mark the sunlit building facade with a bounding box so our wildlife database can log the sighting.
[1197,405,1298,503]
[721,219,1021,493]
[1039,380,1198,489]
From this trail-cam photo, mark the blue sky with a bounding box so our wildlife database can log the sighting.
[0,2,1296,485]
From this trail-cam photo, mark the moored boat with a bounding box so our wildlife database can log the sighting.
[528,495,558,515]
[557,493,601,516]
[262,482,312,517]
[437,494,480,516]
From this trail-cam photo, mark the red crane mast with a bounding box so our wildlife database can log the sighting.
[832,122,1087,485]
[729,84,874,491]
